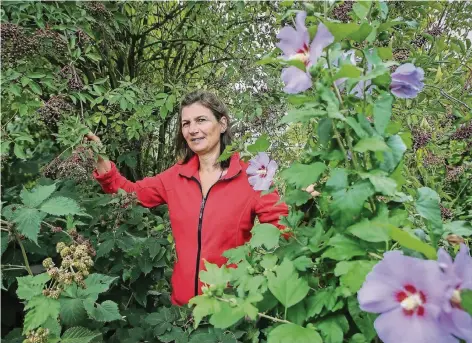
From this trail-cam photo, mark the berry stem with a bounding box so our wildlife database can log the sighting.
[15,232,33,276]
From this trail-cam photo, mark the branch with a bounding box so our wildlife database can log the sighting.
[426,84,471,110]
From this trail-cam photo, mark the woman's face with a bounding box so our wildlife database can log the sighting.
[181,103,227,156]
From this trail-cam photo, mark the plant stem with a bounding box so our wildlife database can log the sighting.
[426,84,471,110]
[15,233,33,276]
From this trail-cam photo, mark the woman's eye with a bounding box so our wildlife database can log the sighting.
[198,118,205,122]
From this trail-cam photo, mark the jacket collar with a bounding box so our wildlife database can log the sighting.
[178,152,242,180]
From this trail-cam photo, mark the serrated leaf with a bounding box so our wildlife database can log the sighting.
[283,189,311,206]
[11,207,46,243]
[379,135,406,173]
[323,22,360,41]
[23,296,60,333]
[250,223,281,250]
[84,299,121,322]
[348,297,377,342]
[280,107,326,124]
[267,259,309,308]
[347,218,389,242]
[247,134,270,153]
[415,187,442,233]
[373,93,393,136]
[61,327,101,343]
[199,260,231,286]
[77,273,117,298]
[14,143,26,159]
[292,256,313,271]
[17,273,50,300]
[209,302,245,328]
[388,226,437,259]
[188,295,221,328]
[20,184,56,208]
[268,324,322,343]
[138,250,153,275]
[317,315,349,343]
[60,297,87,326]
[335,261,377,293]
[146,307,177,335]
[322,235,366,261]
[281,162,326,188]
[159,327,187,343]
[326,169,348,191]
[96,239,114,258]
[354,137,389,153]
[362,171,397,196]
[40,197,81,216]
[334,64,362,80]
[1,232,9,256]
[330,181,374,227]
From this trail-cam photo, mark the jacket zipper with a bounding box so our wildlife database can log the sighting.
[191,171,241,296]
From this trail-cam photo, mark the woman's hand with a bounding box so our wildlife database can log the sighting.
[84,132,111,174]
[305,184,320,197]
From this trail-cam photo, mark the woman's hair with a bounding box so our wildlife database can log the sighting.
[175,90,233,168]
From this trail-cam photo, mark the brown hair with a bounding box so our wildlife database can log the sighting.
[175,90,233,168]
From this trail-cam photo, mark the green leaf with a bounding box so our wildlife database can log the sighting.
[345,117,368,138]
[348,297,377,342]
[379,135,406,173]
[26,72,46,79]
[283,189,311,206]
[349,334,367,343]
[317,315,349,343]
[138,250,153,275]
[362,170,397,196]
[14,143,26,159]
[20,184,56,208]
[373,93,393,136]
[86,53,102,62]
[415,187,442,233]
[11,207,46,243]
[280,107,326,124]
[335,261,377,293]
[96,239,115,258]
[292,256,313,271]
[28,81,42,95]
[60,297,87,325]
[322,235,366,261]
[1,232,9,256]
[188,295,221,327]
[199,261,231,287]
[17,273,50,300]
[209,302,245,328]
[84,299,122,322]
[377,47,393,60]
[444,221,472,237]
[330,181,375,227]
[267,259,309,308]
[318,118,333,145]
[347,218,389,242]
[388,226,437,259]
[306,287,339,318]
[334,64,362,80]
[354,137,390,153]
[61,327,101,343]
[250,223,281,250]
[461,289,472,316]
[349,23,373,42]
[326,169,349,191]
[78,273,117,298]
[247,134,270,153]
[40,197,82,216]
[268,324,322,343]
[146,307,177,335]
[281,162,326,188]
[352,2,370,19]
[23,296,60,333]
[323,22,360,41]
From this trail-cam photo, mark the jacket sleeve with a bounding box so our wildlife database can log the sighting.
[253,189,289,230]
[93,162,167,208]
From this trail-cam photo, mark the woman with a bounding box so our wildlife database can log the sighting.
[88,90,288,306]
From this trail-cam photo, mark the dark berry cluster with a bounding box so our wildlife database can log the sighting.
[37,95,72,127]
[451,122,472,141]
[43,146,96,183]
[412,129,432,150]
[332,1,353,23]
[0,23,38,63]
[393,48,409,62]
[411,36,427,48]
[446,165,465,182]
[76,29,90,47]
[427,26,443,37]
[440,205,453,220]
[423,152,444,168]
[85,2,112,19]
[34,28,67,56]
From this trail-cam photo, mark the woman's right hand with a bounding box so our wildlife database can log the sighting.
[84,132,111,174]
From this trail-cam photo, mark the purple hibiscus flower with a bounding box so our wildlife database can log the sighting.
[247,152,277,191]
[358,251,457,343]
[390,63,425,98]
[437,244,472,342]
[276,11,334,94]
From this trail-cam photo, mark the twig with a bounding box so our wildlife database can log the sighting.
[426,84,471,110]
[15,233,33,276]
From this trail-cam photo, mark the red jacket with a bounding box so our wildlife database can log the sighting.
[93,153,288,305]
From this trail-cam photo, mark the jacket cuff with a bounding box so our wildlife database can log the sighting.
[93,161,117,183]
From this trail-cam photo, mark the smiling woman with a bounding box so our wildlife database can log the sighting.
[86,90,289,306]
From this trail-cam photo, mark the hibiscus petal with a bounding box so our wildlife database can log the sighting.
[391,82,419,99]
[276,11,309,57]
[454,244,472,288]
[246,164,259,176]
[266,160,278,178]
[358,279,399,313]
[375,308,457,343]
[248,175,259,187]
[281,67,312,94]
[308,22,334,66]
[256,152,270,167]
[439,308,472,343]
[254,178,272,191]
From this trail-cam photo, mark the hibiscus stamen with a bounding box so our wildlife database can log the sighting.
[396,284,426,317]
[451,289,462,309]
[256,167,267,178]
